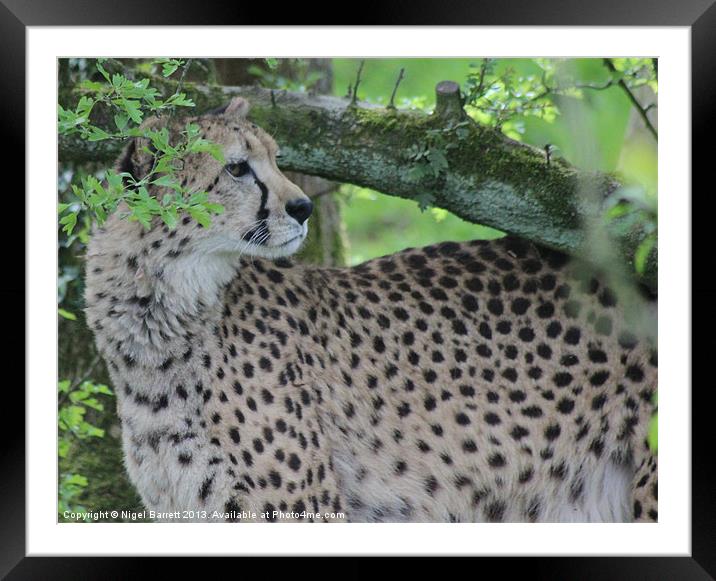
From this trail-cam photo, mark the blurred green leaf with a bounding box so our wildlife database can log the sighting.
[58,308,77,321]
[635,235,656,275]
[648,412,658,453]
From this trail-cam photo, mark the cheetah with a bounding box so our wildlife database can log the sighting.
[84,96,658,523]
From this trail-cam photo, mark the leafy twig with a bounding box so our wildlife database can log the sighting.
[169,58,193,118]
[58,60,224,234]
[603,58,657,141]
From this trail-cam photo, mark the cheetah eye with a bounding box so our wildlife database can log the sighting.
[226,161,251,178]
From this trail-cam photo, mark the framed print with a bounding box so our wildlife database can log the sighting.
[7,0,713,575]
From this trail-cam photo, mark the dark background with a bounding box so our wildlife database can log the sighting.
[6,0,713,577]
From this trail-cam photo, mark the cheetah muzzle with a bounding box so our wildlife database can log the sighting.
[85,96,658,523]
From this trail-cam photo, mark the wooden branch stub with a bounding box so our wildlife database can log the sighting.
[434,80,465,120]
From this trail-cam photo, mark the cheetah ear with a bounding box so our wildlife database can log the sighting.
[224,96,250,118]
[118,117,166,180]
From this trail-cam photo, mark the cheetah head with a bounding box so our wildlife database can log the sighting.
[120,96,312,259]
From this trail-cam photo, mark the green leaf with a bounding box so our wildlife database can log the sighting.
[129,205,152,229]
[146,127,173,154]
[183,122,200,139]
[59,405,86,431]
[114,113,129,131]
[152,174,182,190]
[87,126,111,142]
[106,170,124,192]
[95,60,110,81]
[406,165,430,183]
[121,99,144,124]
[414,192,435,211]
[58,439,70,459]
[161,60,183,77]
[64,474,89,487]
[81,397,104,412]
[57,105,90,135]
[58,308,77,321]
[635,235,656,275]
[427,148,449,176]
[188,191,208,205]
[85,425,105,437]
[167,92,195,107]
[69,390,88,402]
[187,206,212,228]
[78,79,103,92]
[188,139,224,162]
[75,96,94,117]
[605,202,631,220]
[79,381,113,396]
[204,202,225,215]
[59,212,78,235]
[161,208,178,229]
[111,73,126,89]
[648,412,658,453]
[430,208,449,222]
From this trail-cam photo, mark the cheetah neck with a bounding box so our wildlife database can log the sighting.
[85,226,240,366]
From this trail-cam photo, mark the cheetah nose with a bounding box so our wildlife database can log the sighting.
[285,198,313,225]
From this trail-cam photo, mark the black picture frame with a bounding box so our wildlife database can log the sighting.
[8,0,712,576]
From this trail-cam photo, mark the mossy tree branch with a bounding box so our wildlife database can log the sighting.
[59,79,656,289]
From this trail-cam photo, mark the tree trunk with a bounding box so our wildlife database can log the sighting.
[280,59,348,267]
[60,79,656,289]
